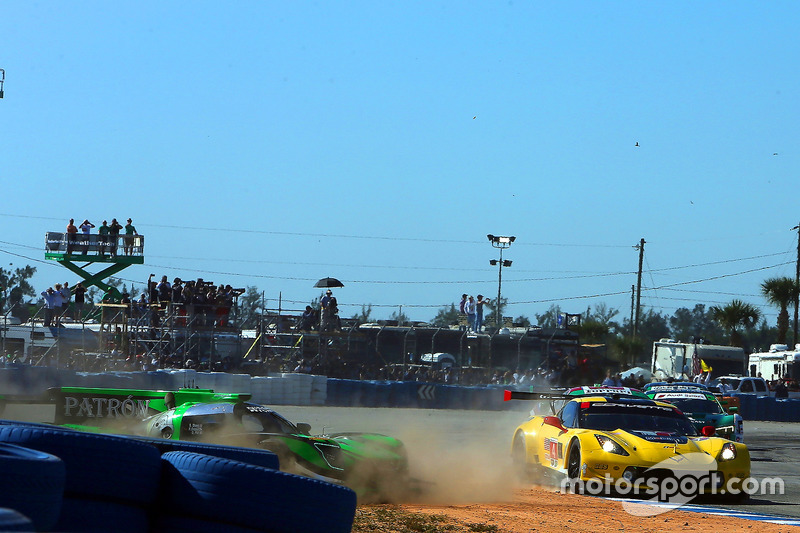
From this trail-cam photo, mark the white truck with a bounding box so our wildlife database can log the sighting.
[748,344,800,382]
[651,339,747,381]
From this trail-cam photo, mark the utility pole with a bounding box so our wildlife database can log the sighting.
[634,238,645,338]
[630,285,635,333]
[793,223,800,347]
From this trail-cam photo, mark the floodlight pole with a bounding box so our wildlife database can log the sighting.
[488,235,515,329]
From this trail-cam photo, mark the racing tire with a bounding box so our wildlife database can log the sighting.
[126,435,280,470]
[151,515,265,533]
[511,432,532,483]
[158,451,357,533]
[0,443,65,532]
[566,440,583,493]
[53,497,150,533]
[0,424,162,506]
[0,508,34,532]
[256,440,297,473]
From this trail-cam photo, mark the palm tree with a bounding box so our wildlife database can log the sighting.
[709,300,761,347]
[761,277,800,344]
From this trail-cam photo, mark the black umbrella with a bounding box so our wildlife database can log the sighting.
[314,277,344,288]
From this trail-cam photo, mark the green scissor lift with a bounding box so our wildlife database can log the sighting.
[45,231,144,301]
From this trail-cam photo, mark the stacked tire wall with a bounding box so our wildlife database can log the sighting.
[0,423,356,533]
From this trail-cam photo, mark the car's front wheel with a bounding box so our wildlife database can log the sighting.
[566,440,582,483]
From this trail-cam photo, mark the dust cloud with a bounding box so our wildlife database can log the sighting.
[284,405,535,505]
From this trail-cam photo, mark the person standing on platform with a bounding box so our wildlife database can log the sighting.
[60,282,72,320]
[79,219,95,254]
[320,290,338,331]
[73,282,87,321]
[98,220,110,257]
[108,218,123,257]
[66,219,78,254]
[475,294,491,332]
[53,283,65,326]
[465,296,477,332]
[124,218,138,255]
[41,287,57,327]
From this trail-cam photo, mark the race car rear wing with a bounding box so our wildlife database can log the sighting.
[47,387,252,426]
[504,386,646,402]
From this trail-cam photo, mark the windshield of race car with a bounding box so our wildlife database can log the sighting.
[662,398,723,415]
[578,403,698,435]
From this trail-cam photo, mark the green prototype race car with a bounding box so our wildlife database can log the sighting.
[643,383,744,442]
[47,386,410,498]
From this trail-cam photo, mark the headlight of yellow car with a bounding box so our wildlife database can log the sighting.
[595,435,629,456]
[717,442,737,462]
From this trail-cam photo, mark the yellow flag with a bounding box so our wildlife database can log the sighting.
[700,359,712,373]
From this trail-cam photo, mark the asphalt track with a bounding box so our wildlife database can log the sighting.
[6,403,800,521]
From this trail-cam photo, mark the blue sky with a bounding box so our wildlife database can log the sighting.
[1,2,798,327]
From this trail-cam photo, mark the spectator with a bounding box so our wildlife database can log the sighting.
[465,296,476,331]
[97,220,110,257]
[775,379,789,399]
[108,218,123,257]
[156,275,171,305]
[66,219,79,254]
[53,283,66,326]
[73,282,87,321]
[60,282,72,320]
[475,294,490,332]
[79,219,95,254]
[320,290,338,331]
[299,305,316,331]
[123,218,138,255]
[40,287,57,327]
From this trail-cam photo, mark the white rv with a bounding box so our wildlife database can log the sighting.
[651,339,746,381]
[748,344,800,382]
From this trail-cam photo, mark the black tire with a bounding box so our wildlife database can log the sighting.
[0,424,161,506]
[158,451,357,533]
[511,432,531,482]
[53,497,150,533]
[0,443,64,532]
[256,440,296,473]
[566,440,582,482]
[126,435,279,470]
[0,508,34,532]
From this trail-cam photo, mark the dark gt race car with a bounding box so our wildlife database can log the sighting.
[643,382,743,442]
[47,386,409,497]
[506,386,751,500]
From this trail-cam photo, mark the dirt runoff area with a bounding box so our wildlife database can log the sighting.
[354,486,796,532]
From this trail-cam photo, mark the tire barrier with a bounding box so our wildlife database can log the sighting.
[0,442,64,531]
[157,451,357,533]
[151,515,265,533]
[53,498,150,533]
[0,425,162,506]
[0,508,34,533]
[127,435,280,470]
[728,394,800,422]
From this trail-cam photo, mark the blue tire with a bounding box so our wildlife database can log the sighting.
[0,508,34,532]
[0,424,161,506]
[151,515,264,533]
[159,451,356,533]
[53,497,150,533]
[0,442,64,532]
[126,435,279,470]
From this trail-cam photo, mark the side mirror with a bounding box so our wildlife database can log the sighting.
[543,416,566,433]
[296,423,312,435]
[701,425,715,437]
[728,406,738,413]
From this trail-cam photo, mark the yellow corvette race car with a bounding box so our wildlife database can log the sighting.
[507,386,751,500]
